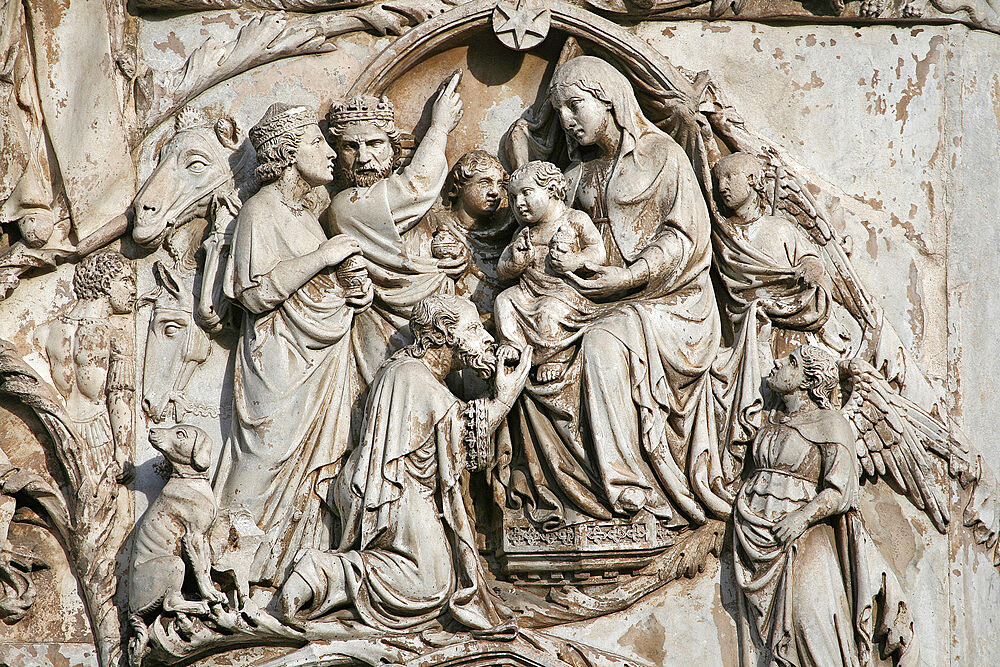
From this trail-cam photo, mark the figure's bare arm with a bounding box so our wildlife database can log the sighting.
[574,212,606,266]
[32,322,50,362]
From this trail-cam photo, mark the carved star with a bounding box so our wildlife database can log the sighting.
[493,2,550,51]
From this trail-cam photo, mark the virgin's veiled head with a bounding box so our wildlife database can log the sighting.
[548,56,658,162]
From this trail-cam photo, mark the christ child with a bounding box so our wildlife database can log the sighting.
[494,161,605,383]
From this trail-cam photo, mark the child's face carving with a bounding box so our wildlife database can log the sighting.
[458,167,505,218]
[509,176,554,225]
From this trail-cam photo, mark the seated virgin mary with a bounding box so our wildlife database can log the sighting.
[496,56,734,530]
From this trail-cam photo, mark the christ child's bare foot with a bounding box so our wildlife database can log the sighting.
[535,362,563,383]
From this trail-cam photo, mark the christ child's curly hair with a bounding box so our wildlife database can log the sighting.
[508,161,567,202]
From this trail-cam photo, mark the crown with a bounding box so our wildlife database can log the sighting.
[327,95,395,128]
[174,107,212,132]
[249,103,314,152]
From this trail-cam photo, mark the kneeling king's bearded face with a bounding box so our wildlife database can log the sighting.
[453,304,497,379]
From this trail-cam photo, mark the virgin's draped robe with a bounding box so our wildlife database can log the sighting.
[500,80,731,527]
[328,130,453,385]
[289,355,508,632]
[733,410,918,667]
[215,188,358,585]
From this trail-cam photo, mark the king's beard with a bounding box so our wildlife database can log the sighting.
[456,337,496,380]
[339,162,393,189]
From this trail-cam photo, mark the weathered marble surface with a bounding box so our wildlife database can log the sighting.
[1,4,999,665]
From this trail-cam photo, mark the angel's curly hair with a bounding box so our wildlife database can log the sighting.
[796,345,840,410]
[73,251,133,301]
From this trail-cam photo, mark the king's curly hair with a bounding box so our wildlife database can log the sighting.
[254,127,305,185]
[407,294,468,358]
[508,161,567,202]
[443,150,507,207]
[73,251,133,301]
[796,344,840,410]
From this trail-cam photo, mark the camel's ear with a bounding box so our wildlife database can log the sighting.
[215,117,241,151]
[190,428,211,473]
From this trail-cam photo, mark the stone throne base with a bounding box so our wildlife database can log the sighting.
[494,510,676,585]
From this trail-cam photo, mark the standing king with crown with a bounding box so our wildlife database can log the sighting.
[326,73,466,385]
[214,103,373,586]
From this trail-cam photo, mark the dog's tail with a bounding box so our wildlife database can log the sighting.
[127,614,149,667]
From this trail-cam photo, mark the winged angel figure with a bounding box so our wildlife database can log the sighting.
[734,348,965,667]
[696,79,1000,568]
[733,344,940,667]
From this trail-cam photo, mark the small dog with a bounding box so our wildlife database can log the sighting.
[129,425,225,665]
[128,425,268,665]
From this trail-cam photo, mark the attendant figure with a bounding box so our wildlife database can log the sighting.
[712,152,859,364]
[278,294,531,637]
[214,103,372,586]
[35,250,135,483]
[494,161,605,384]
[326,73,464,385]
[417,150,515,329]
[734,345,918,667]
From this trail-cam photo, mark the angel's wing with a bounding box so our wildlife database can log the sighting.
[703,85,879,330]
[757,159,879,331]
[840,357,950,532]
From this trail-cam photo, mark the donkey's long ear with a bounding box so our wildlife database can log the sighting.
[190,428,212,473]
[215,117,242,151]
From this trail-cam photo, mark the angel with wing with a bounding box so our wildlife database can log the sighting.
[711,151,862,365]
[732,344,947,667]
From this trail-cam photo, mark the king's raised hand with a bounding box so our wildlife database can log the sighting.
[431,70,464,134]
